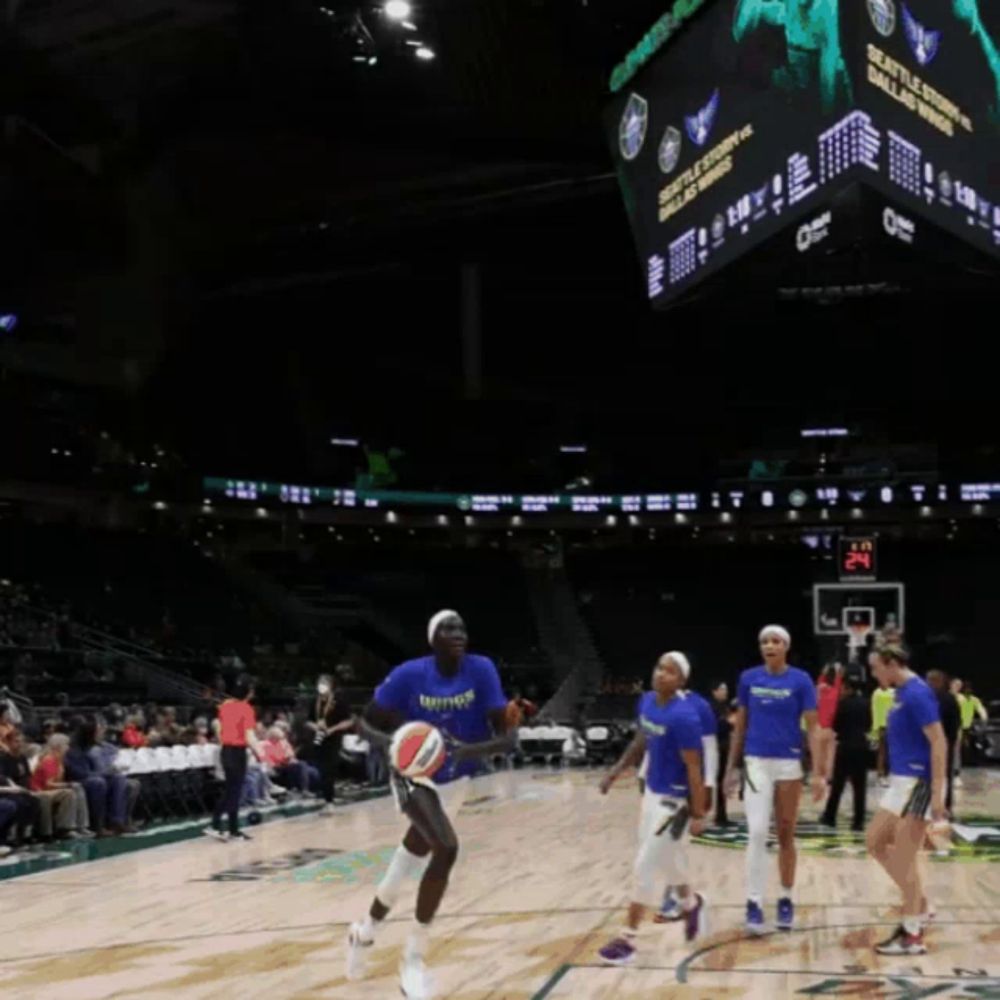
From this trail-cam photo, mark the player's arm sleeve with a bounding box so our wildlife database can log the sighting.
[799,672,819,713]
[701,733,719,788]
[915,688,941,728]
[737,671,751,709]
[677,712,702,753]
[479,659,509,716]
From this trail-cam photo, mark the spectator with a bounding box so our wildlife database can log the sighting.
[710,681,733,826]
[88,721,140,832]
[0,704,14,745]
[927,670,961,814]
[820,676,872,832]
[121,714,148,748]
[29,734,93,838]
[0,734,40,849]
[310,674,353,816]
[261,724,319,795]
[65,718,129,836]
[816,664,844,783]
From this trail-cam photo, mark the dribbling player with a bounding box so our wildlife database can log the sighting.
[346,610,514,999]
[866,645,947,955]
[597,652,709,965]
[724,625,823,934]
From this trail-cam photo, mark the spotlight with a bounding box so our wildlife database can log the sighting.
[384,0,411,20]
[415,45,435,60]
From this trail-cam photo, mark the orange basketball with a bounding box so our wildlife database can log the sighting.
[389,721,446,779]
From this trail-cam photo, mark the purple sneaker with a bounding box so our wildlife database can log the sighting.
[598,936,636,966]
[684,893,709,942]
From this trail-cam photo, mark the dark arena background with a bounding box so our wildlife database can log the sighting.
[3,1,1000,997]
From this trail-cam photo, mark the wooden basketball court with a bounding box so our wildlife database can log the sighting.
[3,768,1000,999]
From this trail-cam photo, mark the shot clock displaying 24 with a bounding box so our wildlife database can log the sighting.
[838,536,878,580]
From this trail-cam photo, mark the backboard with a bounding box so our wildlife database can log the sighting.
[813,582,904,638]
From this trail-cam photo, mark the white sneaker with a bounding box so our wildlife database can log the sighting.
[399,951,434,999]
[202,828,230,842]
[345,922,373,981]
[320,804,336,817]
[0,845,12,858]
[954,777,964,789]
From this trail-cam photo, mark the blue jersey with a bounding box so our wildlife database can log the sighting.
[738,665,817,760]
[887,676,940,778]
[638,692,702,797]
[374,653,507,783]
[683,690,718,739]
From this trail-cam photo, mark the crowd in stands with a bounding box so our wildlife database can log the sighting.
[0,672,393,858]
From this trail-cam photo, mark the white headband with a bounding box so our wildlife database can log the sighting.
[428,609,460,646]
[664,650,691,680]
[759,624,791,647]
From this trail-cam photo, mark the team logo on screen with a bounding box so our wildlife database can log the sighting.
[867,0,896,37]
[658,126,682,174]
[902,5,940,66]
[619,93,649,161]
[684,89,720,147]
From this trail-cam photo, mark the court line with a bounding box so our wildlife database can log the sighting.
[676,921,1000,983]
[530,963,571,1000]
[2,910,998,966]
[552,963,999,983]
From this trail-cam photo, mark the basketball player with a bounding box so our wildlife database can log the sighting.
[866,645,947,955]
[345,610,514,999]
[597,652,708,965]
[656,667,718,923]
[723,625,823,934]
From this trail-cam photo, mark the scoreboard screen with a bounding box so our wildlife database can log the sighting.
[606,0,1000,307]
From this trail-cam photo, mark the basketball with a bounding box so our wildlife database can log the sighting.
[389,721,446,780]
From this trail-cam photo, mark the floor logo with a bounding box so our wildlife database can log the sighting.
[695,816,1000,861]
[200,848,344,882]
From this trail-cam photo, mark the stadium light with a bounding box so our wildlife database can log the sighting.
[384,0,411,20]
[415,45,435,60]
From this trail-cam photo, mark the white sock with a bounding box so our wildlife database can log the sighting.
[779,885,795,903]
[406,922,431,959]
[903,917,922,936]
[358,914,379,942]
[621,926,638,939]
[681,893,697,912]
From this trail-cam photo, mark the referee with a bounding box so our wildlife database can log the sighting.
[205,674,262,842]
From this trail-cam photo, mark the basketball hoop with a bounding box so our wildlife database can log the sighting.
[848,622,872,653]
[842,606,875,654]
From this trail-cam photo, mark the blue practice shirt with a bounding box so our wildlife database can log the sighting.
[374,653,508,783]
[638,692,702,797]
[887,676,940,778]
[738,665,817,760]
[683,690,719,738]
